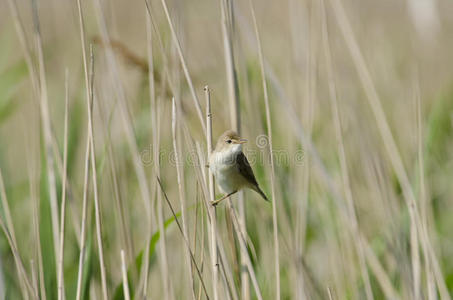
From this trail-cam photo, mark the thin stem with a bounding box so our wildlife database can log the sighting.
[160,0,206,133]
[75,131,91,300]
[0,170,36,299]
[57,70,70,300]
[172,97,196,299]
[87,46,108,300]
[226,201,263,300]
[327,0,447,298]
[205,86,219,300]
[249,2,280,299]
[121,250,131,300]
[157,177,210,300]
[32,0,60,273]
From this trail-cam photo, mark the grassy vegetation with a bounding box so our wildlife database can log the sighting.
[1,0,453,299]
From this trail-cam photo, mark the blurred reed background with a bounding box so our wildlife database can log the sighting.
[0,0,453,299]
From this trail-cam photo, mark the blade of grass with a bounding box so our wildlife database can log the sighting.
[57,69,69,300]
[121,250,131,300]
[327,0,448,298]
[28,155,47,300]
[320,0,374,298]
[414,73,436,300]
[0,169,36,299]
[90,5,157,296]
[75,129,92,300]
[219,1,248,298]
[226,201,263,300]
[248,2,280,299]
[172,97,196,299]
[31,0,60,277]
[87,46,108,300]
[157,177,210,300]
[159,0,206,133]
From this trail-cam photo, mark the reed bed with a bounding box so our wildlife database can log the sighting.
[1,0,453,299]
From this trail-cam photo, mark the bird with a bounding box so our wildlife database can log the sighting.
[208,130,269,205]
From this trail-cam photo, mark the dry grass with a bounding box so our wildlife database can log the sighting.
[1,0,453,299]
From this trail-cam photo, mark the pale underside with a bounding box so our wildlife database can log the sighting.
[209,144,264,198]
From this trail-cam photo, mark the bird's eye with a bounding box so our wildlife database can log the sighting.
[226,139,232,144]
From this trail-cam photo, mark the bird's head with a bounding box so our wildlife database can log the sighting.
[215,130,247,154]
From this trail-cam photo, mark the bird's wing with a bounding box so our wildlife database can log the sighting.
[236,152,259,187]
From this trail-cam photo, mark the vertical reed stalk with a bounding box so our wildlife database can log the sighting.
[415,76,436,300]
[327,0,448,298]
[57,70,70,300]
[32,0,60,274]
[320,0,373,297]
[219,1,249,298]
[92,6,159,297]
[75,129,91,300]
[0,170,36,299]
[28,159,47,300]
[153,104,172,299]
[121,250,131,300]
[87,47,108,300]
[160,0,206,133]
[76,1,109,297]
[249,2,280,298]
[205,86,219,300]
[140,3,155,295]
[172,98,196,299]
[226,201,263,300]
[157,177,210,299]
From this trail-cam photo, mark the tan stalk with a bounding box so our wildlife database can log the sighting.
[57,70,70,300]
[219,1,249,299]
[172,98,196,299]
[249,2,280,298]
[157,177,210,299]
[319,0,374,298]
[327,0,448,298]
[226,201,263,300]
[32,0,60,273]
[92,0,162,296]
[205,86,219,300]
[237,7,400,298]
[139,3,157,296]
[87,47,109,300]
[414,76,436,300]
[160,0,206,133]
[28,160,47,300]
[75,1,94,298]
[121,250,131,300]
[75,129,92,300]
[0,170,36,299]
[75,0,109,295]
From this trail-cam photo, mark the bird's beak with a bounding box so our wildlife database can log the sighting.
[237,138,247,144]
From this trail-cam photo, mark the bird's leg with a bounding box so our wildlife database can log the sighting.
[211,191,238,206]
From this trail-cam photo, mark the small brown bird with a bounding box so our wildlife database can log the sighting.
[209,130,269,205]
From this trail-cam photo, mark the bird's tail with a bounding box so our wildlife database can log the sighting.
[252,185,269,202]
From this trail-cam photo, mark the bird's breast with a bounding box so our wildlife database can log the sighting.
[209,151,243,194]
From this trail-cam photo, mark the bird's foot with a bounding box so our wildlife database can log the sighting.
[210,191,238,206]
